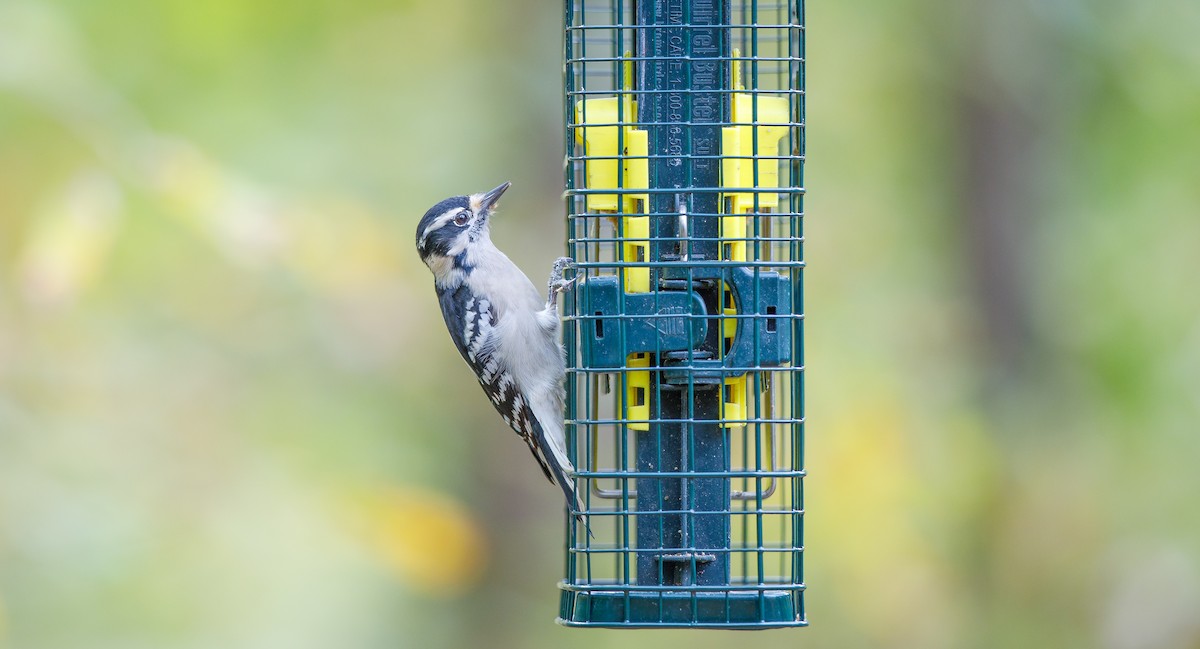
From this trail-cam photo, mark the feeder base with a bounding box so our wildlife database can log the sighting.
[558,589,804,629]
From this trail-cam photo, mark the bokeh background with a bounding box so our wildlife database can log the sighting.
[1,0,1198,648]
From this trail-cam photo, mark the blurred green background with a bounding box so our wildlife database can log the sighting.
[2,0,1199,647]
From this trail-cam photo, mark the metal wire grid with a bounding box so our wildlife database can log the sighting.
[559,0,804,628]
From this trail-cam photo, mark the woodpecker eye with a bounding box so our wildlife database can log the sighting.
[453,211,471,226]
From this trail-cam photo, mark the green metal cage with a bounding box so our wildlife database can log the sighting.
[558,0,805,629]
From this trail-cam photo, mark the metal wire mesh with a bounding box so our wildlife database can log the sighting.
[559,0,805,629]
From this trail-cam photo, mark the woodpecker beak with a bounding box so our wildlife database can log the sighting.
[478,182,511,214]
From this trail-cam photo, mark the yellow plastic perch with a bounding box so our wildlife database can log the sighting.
[615,352,651,432]
[572,94,648,216]
[721,49,791,220]
[573,59,650,294]
[719,50,790,429]
[574,57,651,431]
[720,284,749,429]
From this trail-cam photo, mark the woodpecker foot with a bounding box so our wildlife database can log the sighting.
[548,257,577,297]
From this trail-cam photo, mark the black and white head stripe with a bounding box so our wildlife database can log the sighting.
[414,183,510,261]
[415,195,471,256]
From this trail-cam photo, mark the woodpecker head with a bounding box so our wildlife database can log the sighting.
[415,182,510,276]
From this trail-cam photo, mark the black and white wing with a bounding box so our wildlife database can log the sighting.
[436,284,557,484]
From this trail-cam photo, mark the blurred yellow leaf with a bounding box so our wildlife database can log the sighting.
[818,394,966,646]
[345,485,488,597]
[16,171,122,309]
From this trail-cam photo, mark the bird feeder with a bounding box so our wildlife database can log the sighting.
[560,0,806,629]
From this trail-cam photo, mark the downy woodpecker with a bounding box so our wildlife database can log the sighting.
[415,182,584,528]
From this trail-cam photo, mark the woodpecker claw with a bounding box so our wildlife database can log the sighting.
[551,276,577,296]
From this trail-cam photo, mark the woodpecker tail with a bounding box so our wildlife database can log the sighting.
[530,417,593,539]
[552,462,594,540]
